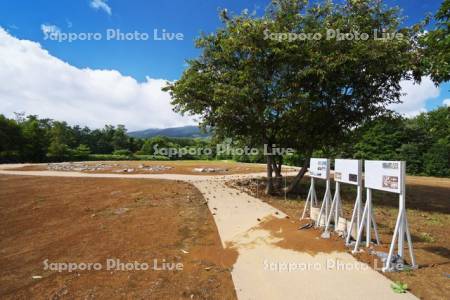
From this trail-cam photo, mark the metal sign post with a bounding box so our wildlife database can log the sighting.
[301,158,330,222]
[383,161,417,271]
[316,178,332,227]
[324,181,342,234]
[352,187,380,250]
[301,177,317,219]
[323,159,363,238]
[353,160,416,271]
[345,184,363,245]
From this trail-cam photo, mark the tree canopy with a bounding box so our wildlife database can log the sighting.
[421,0,450,83]
[164,0,426,193]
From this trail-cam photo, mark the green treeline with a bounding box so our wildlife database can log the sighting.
[1,107,448,177]
[317,107,449,177]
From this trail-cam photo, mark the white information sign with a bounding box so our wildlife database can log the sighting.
[364,160,404,194]
[334,159,362,186]
[309,158,330,179]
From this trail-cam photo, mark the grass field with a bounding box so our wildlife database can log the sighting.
[226,174,450,299]
[0,176,237,299]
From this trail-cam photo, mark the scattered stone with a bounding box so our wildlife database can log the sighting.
[193,167,228,173]
[140,165,173,172]
[46,162,173,173]
[114,207,129,215]
[321,231,331,239]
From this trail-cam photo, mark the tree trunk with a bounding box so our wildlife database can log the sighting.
[284,157,309,194]
[265,154,274,195]
[273,156,283,188]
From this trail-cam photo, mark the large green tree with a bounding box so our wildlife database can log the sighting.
[164,0,424,194]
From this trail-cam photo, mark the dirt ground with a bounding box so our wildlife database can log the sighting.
[11,160,268,176]
[226,175,450,300]
[0,175,237,299]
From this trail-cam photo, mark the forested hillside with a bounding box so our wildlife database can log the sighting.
[0,107,448,177]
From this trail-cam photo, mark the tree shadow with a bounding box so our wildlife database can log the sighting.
[422,246,450,260]
[292,176,450,214]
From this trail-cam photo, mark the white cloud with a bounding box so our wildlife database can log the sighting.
[443,99,450,107]
[389,76,440,117]
[40,24,61,36]
[90,0,112,15]
[0,27,195,131]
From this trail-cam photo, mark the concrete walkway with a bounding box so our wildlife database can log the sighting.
[0,164,417,300]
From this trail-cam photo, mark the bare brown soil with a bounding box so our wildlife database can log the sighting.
[226,175,450,300]
[259,217,347,254]
[0,175,237,299]
[11,160,267,176]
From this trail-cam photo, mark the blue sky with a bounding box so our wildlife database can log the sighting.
[0,0,448,130]
[1,0,445,81]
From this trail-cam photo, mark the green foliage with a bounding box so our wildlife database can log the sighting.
[423,139,450,177]
[113,149,132,156]
[47,140,71,161]
[140,136,175,155]
[0,114,143,163]
[72,144,91,160]
[420,0,450,83]
[0,115,24,162]
[391,281,409,293]
[335,107,449,177]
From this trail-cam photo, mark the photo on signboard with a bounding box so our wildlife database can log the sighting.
[334,172,342,180]
[382,175,399,189]
[349,174,358,182]
[382,162,399,170]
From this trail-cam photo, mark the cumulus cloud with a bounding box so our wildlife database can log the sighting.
[443,99,450,107]
[90,0,112,15]
[0,27,195,130]
[389,76,440,117]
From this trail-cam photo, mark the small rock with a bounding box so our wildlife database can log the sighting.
[114,207,129,215]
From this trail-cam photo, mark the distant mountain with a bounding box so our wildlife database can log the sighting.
[128,125,210,139]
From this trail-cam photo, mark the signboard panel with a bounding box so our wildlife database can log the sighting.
[364,160,404,194]
[334,159,361,186]
[309,158,330,179]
